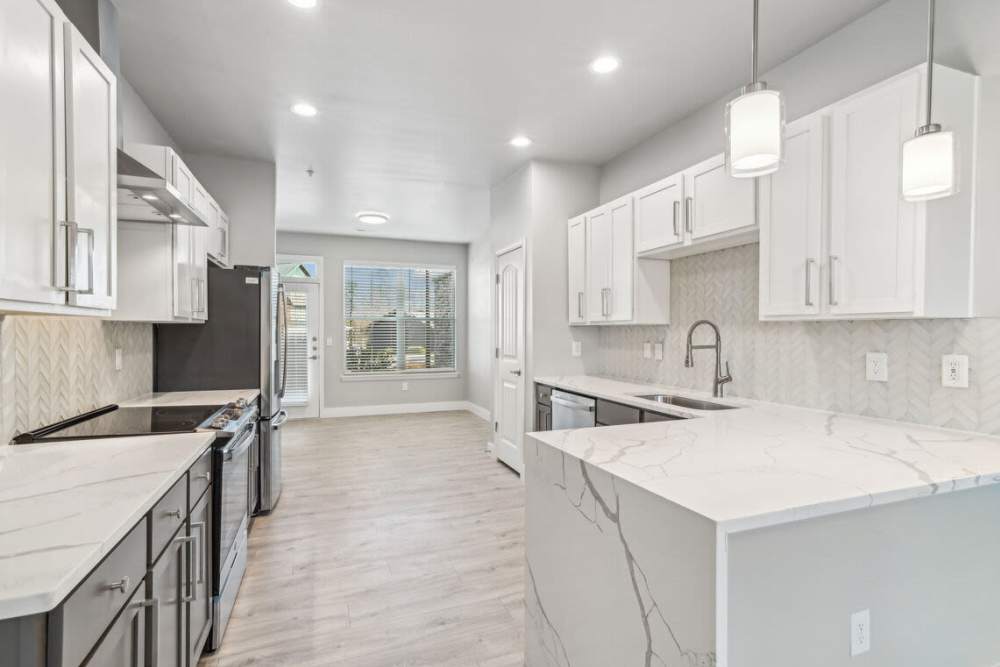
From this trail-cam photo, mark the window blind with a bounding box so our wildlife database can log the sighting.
[343,264,457,374]
[283,288,310,405]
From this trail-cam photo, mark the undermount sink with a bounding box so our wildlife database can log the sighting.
[635,394,737,411]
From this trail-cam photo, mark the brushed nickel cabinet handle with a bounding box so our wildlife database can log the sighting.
[672,200,680,237]
[805,258,816,307]
[76,227,95,296]
[685,197,693,234]
[829,255,839,306]
[56,221,79,292]
[107,576,130,594]
[136,597,159,667]
[196,471,211,483]
[577,291,584,319]
[164,508,182,519]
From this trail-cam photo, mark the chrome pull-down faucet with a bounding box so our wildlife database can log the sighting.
[684,319,732,398]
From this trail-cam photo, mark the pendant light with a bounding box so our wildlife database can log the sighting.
[725,0,784,178]
[901,0,956,202]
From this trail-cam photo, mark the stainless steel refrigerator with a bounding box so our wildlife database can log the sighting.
[154,264,288,513]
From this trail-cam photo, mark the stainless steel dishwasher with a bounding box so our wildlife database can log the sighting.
[551,389,596,429]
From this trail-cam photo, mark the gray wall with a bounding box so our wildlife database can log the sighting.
[120,78,182,152]
[184,153,277,268]
[277,233,468,411]
[728,485,1000,666]
[584,0,1000,435]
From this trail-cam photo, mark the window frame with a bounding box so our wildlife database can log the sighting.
[341,260,460,379]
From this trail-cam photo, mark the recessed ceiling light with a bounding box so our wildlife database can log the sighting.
[356,210,390,225]
[590,55,621,74]
[287,0,317,8]
[291,102,318,117]
[141,194,159,202]
[509,135,532,148]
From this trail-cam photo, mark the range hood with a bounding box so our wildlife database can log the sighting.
[117,150,208,227]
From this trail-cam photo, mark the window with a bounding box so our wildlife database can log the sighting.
[343,263,457,375]
[282,287,310,405]
[278,260,319,280]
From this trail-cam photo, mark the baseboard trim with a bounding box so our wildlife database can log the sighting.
[320,401,491,420]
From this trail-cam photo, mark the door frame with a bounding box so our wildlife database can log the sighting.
[277,254,325,419]
[491,239,526,474]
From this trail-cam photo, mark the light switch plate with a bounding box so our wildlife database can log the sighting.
[850,609,871,656]
[866,352,888,382]
[654,343,664,361]
[941,354,969,388]
[571,340,582,357]
[643,342,652,359]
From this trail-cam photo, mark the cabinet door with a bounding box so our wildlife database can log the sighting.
[829,70,920,316]
[86,589,146,667]
[635,174,683,253]
[149,534,189,667]
[759,115,826,318]
[567,215,587,323]
[217,211,230,266]
[606,196,634,322]
[0,0,67,307]
[188,492,212,666]
[172,225,193,319]
[684,153,755,241]
[191,227,208,321]
[64,24,116,310]
[191,182,211,223]
[585,207,611,321]
[171,153,193,205]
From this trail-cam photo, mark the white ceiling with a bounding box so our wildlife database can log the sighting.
[117,0,887,242]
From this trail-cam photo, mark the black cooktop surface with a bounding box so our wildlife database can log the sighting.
[12,404,223,444]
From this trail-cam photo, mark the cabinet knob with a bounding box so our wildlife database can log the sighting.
[164,508,182,519]
[107,576,130,594]
[197,472,211,483]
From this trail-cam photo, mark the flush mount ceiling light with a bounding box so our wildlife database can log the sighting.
[509,135,533,148]
[291,102,318,117]
[725,0,784,178]
[287,0,317,8]
[901,0,956,202]
[355,211,390,225]
[590,55,621,74]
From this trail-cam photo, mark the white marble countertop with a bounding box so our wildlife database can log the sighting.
[119,388,260,408]
[532,376,1000,532]
[0,431,216,620]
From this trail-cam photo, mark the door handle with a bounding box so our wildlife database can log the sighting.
[672,200,680,237]
[805,258,816,307]
[685,197,693,234]
[510,369,522,376]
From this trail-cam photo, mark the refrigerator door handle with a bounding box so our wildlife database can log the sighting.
[272,410,288,429]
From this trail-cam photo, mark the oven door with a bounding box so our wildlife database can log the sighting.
[218,421,255,571]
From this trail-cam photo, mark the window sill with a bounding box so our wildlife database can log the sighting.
[339,372,461,382]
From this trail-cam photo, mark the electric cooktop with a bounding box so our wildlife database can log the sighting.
[11,404,224,444]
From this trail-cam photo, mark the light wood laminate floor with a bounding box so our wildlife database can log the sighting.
[200,411,525,667]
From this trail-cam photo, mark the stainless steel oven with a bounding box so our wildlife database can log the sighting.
[210,410,256,650]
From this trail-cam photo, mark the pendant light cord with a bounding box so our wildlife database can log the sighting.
[751,0,759,84]
[924,0,936,127]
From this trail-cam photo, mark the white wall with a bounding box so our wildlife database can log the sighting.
[277,232,468,412]
[183,153,277,268]
[119,77,181,151]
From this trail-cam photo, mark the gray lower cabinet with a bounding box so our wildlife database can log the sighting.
[534,402,552,431]
[187,492,212,666]
[148,530,189,667]
[84,588,146,667]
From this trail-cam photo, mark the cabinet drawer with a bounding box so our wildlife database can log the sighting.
[50,519,146,667]
[535,384,552,406]
[595,400,640,426]
[189,448,213,506]
[150,476,187,564]
[642,410,683,423]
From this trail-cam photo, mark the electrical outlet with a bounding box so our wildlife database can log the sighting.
[643,342,652,359]
[941,354,969,388]
[114,348,123,372]
[571,340,582,357]
[866,352,888,382]
[654,343,664,361]
[401,382,409,392]
[850,609,871,656]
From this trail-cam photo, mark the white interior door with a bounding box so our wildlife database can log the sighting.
[283,281,321,420]
[494,244,525,474]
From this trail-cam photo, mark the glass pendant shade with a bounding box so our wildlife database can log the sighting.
[901,129,955,201]
[725,88,784,178]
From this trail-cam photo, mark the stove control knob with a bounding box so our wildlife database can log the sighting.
[211,416,228,429]
[235,398,248,409]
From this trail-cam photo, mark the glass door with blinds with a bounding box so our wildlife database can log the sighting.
[281,281,321,419]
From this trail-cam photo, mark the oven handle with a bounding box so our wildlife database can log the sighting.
[222,426,255,462]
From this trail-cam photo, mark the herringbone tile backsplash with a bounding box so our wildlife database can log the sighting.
[0,317,153,444]
[586,244,1000,435]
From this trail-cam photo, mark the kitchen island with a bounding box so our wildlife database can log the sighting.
[526,376,1000,667]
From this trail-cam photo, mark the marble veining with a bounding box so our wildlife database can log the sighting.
[0,431,215,620]
[119,388,261,408]
[532,376,1000,532]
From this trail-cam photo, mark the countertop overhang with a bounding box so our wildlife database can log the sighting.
[532,376,1000,532]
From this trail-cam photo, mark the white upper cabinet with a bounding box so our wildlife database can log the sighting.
[635,174,683,253]
[684,154,756,242]
[567,215,586,324]
[0,0,116,316]
[64,24,117,311]
[759,115,826,318]
[759,64,985,321]
[207,201,231,268]
[585,207,613,321]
